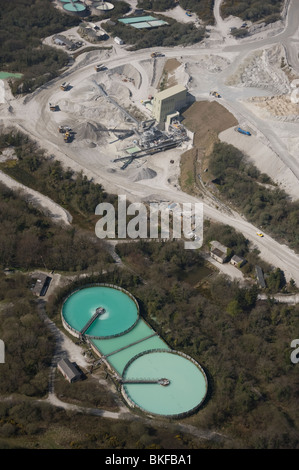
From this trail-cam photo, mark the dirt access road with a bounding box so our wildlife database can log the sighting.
[0,0,299,284]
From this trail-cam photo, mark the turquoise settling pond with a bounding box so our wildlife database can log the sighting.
[122,350,208,417]
[62,285,208,417]
[62,286,138,338]
[0,72,23,79]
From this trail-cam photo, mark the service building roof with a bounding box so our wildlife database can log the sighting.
[57,358,81,381]
[154,84,187,100]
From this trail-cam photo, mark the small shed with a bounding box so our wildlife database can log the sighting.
[230,255,246,267]
[57,358,82,383]
[31,273,52,297]
[114,36,124,45]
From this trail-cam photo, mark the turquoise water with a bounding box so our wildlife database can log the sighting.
[123,351,207,416]
[90,317,170,375]
[119,16,156,24]
[63,285,208,416]
[62,286,138,337]
[0,72,22,79]
[90,318,156,356]
[100,335,169,376]
[63,3,86,11]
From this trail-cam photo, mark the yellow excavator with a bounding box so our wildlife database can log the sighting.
[64,131,72,143]
[210,91,221,98]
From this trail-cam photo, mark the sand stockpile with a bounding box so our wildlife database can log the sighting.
[73,121,108,147]
[129,167,157,182]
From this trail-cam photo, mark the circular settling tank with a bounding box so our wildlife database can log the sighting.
[122,350,208,417]
[63,3,86,12]
[96,2,114,11]
[62,285,139,338]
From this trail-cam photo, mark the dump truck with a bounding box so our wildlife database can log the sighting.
[60,82,70,91]
[49,103,58,111]
[210,91,221,98]
[95,64,105,72]
[58,126,71,134]
[237,127,251,136]
[150,52,163,58]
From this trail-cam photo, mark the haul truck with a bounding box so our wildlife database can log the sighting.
[60,82,70,91]
[49,103,59,111]
[151,52,164,58]
[95,64,105,72]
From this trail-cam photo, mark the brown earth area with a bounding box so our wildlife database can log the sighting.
[158,58,181,90]
[180,101,238,195]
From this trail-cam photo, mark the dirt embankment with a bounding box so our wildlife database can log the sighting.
[158,58,182,90]
[179,100,238,195]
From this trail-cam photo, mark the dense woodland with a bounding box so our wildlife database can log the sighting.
[0,131,117,229]
[0,182,111,272]
[0,273,54,397]
[0,131,116,272]
[137,0,176,11]
[104,15,205,49]
[0,398,203,449]
[209,142,299,253]
[221,0,283,23]
[179,0,215,24]
[44,241,299,449]
[0,0,81,94]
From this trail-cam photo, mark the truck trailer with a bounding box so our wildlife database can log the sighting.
[237,127,251,136]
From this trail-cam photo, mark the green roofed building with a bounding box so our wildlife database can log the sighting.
[152,85,187,123]
[118,16,168,29]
